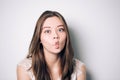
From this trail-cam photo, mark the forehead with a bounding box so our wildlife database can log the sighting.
[42,16,64,28]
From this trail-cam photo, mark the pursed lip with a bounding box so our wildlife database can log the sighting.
[54,41,59,49]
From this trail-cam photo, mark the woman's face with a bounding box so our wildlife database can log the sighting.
[40,16,67,54]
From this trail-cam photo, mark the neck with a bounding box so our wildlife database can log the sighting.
[46,54,60,68]
[44,50,61,70]
[44,51,62,79]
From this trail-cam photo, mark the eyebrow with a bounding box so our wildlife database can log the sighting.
[57,25,64,27]
[42,26,51,29]
[42,25,64,29]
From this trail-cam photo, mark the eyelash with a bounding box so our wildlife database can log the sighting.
[43,28,65,33]
[58,28,65,32]
[44,30,51,33]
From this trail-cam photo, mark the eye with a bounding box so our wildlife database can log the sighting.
[44,30,51,33]
[58,28,65,32]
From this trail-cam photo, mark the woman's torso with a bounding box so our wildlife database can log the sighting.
[18,58,84,80]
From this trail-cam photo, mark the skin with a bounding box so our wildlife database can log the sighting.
[17,16,86,80]
[41,16,67,80]
[41,16,67,55]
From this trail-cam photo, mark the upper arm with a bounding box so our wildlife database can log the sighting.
[77,64,86,80]
[17,65,30,80]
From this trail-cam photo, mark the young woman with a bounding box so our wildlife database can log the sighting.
[17,10,86,80]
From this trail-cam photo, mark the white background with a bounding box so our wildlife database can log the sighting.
[0,0,120,80]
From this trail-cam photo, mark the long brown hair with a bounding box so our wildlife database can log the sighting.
[27,10,74,80]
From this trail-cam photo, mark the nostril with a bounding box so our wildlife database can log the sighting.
[53,37,59,39]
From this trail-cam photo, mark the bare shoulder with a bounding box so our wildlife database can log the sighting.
[16,58,32,80]
[17,65,30,80]
[74,59,86,80]
[77,63,86,80]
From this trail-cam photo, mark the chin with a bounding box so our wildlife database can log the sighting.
[52,49,62,54]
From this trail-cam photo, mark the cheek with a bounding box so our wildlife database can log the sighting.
[41,35,52,44]
[61,33,67,41]
[41,35,47,43]
[60,33,67,44]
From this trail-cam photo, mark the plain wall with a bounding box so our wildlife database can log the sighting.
[0,0,120,80]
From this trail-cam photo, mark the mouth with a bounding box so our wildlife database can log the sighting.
[54,42,59,49]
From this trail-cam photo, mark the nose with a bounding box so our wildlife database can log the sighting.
[53,31,59,39]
